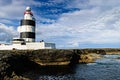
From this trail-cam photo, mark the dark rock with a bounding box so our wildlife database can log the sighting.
[0,49,76,79]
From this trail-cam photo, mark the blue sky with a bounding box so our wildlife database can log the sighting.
[1,0,120,48]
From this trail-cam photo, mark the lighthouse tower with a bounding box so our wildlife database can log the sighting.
[20,6,35,42]
[0,6,56,50]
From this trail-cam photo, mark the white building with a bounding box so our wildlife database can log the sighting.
[0,7,56,50]
[0,41,55,50]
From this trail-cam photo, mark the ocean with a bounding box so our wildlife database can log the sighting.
[22,54,120,80]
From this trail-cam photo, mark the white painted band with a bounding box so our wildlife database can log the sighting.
[20,25,35,32]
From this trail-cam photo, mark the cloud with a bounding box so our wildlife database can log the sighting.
[0,0,42,20]
[36,0,120,48]
[1,0,120,48]
[0,23,18,43]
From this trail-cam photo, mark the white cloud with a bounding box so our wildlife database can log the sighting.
[36,0,120,48]
[0,23,18,43]
[1,0,120,48]
[0,0,41,19]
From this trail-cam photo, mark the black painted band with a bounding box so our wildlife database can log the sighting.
[20,32,35,38]
[20,20,35,26]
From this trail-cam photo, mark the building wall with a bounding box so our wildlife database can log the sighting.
[26,42,45,50]
[45,43,56,49]
[0,42,56,50]
[0,45,28,50]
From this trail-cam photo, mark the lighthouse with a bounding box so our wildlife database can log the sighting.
[0,6,56,50]
[20,6,35,42]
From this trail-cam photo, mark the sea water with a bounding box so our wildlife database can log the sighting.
[23,54,120,80]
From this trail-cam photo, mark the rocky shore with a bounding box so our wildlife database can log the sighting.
[0,49,76,79]
[0,48,120,80]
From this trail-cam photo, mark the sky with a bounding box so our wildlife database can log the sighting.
[1,0,120,48]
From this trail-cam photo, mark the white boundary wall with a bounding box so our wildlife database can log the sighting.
[0,42,55,50]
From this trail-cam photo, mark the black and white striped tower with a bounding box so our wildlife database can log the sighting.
[20,6,35,42]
